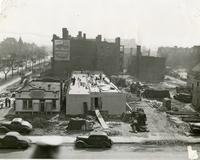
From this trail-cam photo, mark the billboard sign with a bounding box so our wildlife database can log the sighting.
[54,39,70,61]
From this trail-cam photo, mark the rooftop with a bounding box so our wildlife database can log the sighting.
[68,71,121,95]
[18,81,60,92]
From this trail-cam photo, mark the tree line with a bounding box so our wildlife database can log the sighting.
[0,37,48,80]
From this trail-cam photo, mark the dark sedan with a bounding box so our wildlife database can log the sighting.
[0,118,33,134]
[75,132,112,148]
[0,132,31,149]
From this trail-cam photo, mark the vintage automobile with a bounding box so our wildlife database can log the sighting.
[0,118,33,134]
[0,132,31,149]
[189,123,200,134]
[174,93,192,103]
[75,132,112,148]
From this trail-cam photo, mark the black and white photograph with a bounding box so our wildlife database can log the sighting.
[0,0,199,159]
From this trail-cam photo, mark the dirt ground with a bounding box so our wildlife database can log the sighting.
[1,74,195,138]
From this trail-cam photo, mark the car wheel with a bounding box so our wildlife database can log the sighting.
[76,141,84,148]
[102,142,108,148]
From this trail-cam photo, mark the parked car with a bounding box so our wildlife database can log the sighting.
[0,126,10,133]
[0,118,33,134]
[0,132,31,149]
[189,123,200,134]
[174,93,192,103]
[75,132,112,148]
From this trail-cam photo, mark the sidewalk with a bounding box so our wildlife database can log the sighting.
[26,133,200,145]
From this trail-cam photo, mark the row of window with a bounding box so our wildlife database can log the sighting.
[23,100,57,110]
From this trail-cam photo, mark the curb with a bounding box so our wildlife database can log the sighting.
[27,136,200,145]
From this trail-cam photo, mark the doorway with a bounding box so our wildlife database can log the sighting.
[91,97,102,110]
[40,100,45,112]
[83,102,88,115]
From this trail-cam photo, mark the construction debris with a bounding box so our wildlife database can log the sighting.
[142,89,170,100]
[66,118,94,131]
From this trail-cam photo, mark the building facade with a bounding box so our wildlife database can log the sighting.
[15,81,60,114]
[66,71,126,115]
[188,63,200,111]
[128,46,166,82]
[51,28,124,78]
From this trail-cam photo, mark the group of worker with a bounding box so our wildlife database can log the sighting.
[130,108,148,133]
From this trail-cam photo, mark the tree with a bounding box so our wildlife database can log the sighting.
[0,59,11,80]
[0,38,18,77]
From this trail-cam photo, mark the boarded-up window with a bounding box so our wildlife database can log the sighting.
[46,102,52,110]
[33,102,39,110]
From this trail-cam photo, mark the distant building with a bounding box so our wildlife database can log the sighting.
[188,63,200,111]
[157,46,200,69]
[15,80,61,114]
[51,28,124,78]
[128,45,166,82]
[66,71,126,115]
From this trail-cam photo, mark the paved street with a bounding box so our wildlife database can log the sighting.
[0,144,196,159]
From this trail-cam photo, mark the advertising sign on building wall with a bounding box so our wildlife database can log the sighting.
[54,40,70,61]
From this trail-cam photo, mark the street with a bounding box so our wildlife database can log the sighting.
[0,144,194,159]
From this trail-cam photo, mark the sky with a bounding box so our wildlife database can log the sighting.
[0,0,200,49]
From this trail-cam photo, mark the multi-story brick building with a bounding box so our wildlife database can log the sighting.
[51,28,124,78]
[128,46,166,82]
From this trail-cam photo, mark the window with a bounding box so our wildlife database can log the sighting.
[28,100,32,109]
[52,100,56,109]
[23,100,32,110]
[46,101,52,110]
[23,100,28,110]
[197,82,199,87]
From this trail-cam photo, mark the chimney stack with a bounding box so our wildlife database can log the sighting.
[83,33,86,39]
[78,31,82,39]
[136,45,142,57]
[115,37,120,46]
[62,28,69,39]
[96,35,102,42]
[136,45,141,79]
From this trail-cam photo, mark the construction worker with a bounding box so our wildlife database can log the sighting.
[130,111,138,133]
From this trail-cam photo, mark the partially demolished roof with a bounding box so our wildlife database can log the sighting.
[68,71,121,95]
[16,80,60,92]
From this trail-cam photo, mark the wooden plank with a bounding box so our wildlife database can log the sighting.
[95,109,108,129]
[182,117,200,123]
[126,103,133,112]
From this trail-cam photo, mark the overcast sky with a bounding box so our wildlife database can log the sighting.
[0,0,200,49]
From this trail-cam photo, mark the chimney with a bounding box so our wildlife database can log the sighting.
[115,37,120,46]
[96,35,102,42]
[62,28,69,39]
[83,33,86,39]
[136,45,142,57]
[78,31,82,39]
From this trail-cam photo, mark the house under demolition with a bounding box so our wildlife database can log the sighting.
[128,45,166,82]
[66,71,126,115]
[49,28,124,79]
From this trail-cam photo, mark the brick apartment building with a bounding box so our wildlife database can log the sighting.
[51,28,124,78]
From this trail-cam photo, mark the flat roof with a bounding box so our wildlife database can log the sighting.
[18,81,60,92]
[68,72,121,95]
